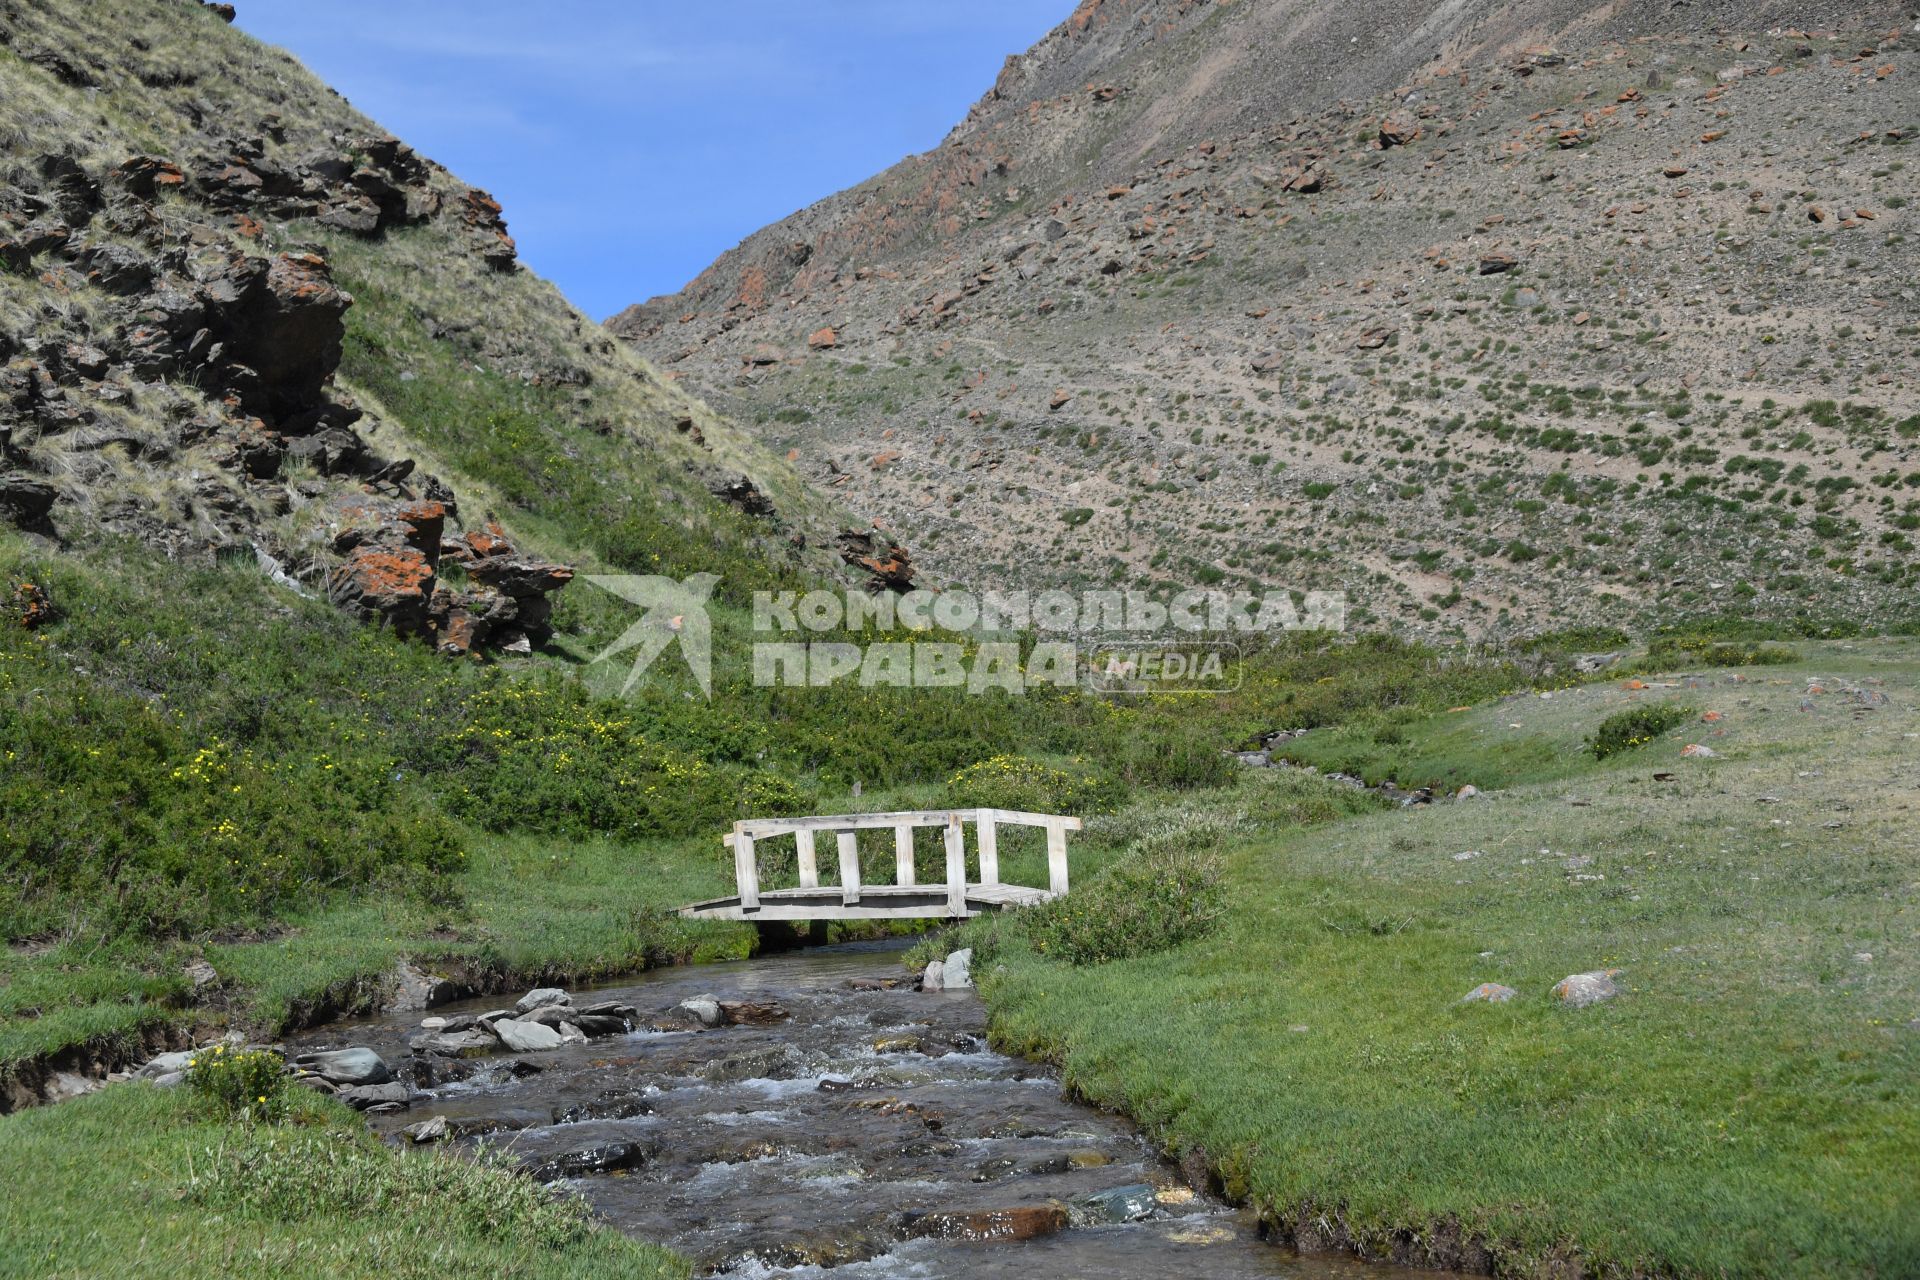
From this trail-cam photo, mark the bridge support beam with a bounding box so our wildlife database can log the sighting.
[944,814,967,916]
[837,831,861,905]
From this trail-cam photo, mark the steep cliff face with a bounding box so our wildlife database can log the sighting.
[616,0,1919,635]
[0,0,837,656]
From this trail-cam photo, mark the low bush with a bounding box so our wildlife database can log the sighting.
[945,754,1125,814]
[1026,844,1225,964]
[1645,634,1798,668]
[185,1044,289,1123]
[1110,722,1237,791]
[1588,704,1695,759]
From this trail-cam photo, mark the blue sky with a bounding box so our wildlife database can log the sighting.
[234,2,1064,320]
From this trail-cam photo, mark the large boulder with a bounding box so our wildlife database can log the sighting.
[1551,970,1621,1008]
[676,995,723,1027]
[389,962,457,1012]
[238,253,350,419]
[327,498,448,636]
[189,251,351,422]
[0,474,57,531]
[292,1047,392,1086]
[491,1018,565,1053]
[943,949,974,990]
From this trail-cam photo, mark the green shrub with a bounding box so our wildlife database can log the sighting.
[1588,704,1695,759]
[1027,844,1225,964]
[1646,634,1799,668]
[945,754,1124,814]
[1518,625,1630,654]
[1109,722,1237,791]
[186,1044,289,1123]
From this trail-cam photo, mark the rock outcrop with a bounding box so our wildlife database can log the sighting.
[0,80,559,657]
[836,527,916,594]
[328,501,572,655]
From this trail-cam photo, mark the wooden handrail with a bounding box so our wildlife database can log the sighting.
[719,808,1082,916]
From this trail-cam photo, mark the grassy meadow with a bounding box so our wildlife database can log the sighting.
[959,639,1920,1277]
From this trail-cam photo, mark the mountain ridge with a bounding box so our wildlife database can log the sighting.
[616,0,1919,637]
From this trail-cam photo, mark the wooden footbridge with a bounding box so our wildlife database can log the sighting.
[678,809,1083,922]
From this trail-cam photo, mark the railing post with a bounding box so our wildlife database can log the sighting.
[1046,819,1069,897]
[733,823,760,911]
[837,831,861,905]
[894,824,916,886]
[977,811,1000,885]
[944,813,967,916]
[795,829,819,889]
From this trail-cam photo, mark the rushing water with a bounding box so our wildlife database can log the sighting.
[293,940,1418,1279]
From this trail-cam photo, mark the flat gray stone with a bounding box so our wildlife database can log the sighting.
[338,1081,411,1110]
[944,949,974,990]
[135,1051,195,1080]
[515,987,571,1014]
[403,1115,449,1144]
[414,1029,499,1058]
[491,1018,565,1052]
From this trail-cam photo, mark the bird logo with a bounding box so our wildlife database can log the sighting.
[584,573,720,696]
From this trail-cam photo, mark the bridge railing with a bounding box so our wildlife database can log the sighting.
[721,809,1083,915]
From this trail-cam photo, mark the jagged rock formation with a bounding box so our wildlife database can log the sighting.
[0,0,838,656]
[0,4,562,652]
[618,0,1918,635]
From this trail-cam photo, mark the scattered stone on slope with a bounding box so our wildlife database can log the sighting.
[1378,111,1421,147]
[1551,970,1621,1008]
[712,475,776,516]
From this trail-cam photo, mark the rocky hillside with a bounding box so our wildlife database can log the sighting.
[616,0,1919,636]
[0,0,839,660]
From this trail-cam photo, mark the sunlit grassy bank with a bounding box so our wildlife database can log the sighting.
[966,640,1920,1277]
[0,1085,685,1280]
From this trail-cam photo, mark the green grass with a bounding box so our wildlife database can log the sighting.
[1,827,753,1077]
[0,1086,685,1279]
[973,640,1920,1276]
